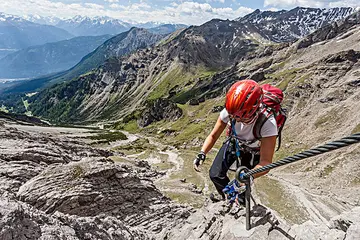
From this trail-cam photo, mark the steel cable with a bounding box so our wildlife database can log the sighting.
[242,133,360,179]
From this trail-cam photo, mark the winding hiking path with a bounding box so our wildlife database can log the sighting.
[262,173,353,224]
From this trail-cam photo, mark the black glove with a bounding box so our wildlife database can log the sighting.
[193,151,206,172]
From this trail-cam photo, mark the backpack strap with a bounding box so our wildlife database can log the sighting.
[252,107,283,151]
[275,108,287,151]
[253,108,272,140]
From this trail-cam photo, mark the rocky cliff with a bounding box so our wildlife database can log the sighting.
[1,120,360,239]
[0,122,192,239]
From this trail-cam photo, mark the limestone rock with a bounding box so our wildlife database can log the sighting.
[0,194,147,240]
[17,158,166,218]
[0,126,111,194]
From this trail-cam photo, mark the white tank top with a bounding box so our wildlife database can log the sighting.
[219,108,278,148]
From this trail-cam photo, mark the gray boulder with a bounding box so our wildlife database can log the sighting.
[0,194,147,240]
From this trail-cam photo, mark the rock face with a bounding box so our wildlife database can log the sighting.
[0,126,110,193]
[0,195,147,240]
[295,10,360,50]
[1,123,360,239]
[138,98,183,127]
[0,124,192,239]
[17,158,165,218]
[163,202,360,240]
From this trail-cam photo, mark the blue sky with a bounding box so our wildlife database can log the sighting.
[1,0,360,25]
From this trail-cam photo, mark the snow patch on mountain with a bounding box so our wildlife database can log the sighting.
[236,7,355,42]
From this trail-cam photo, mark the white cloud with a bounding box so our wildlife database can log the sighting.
[159,2,253,24]
[328,0,360,8]
[0,0,254,25]
[109,2,151,10]
[105,0,119,2]
[264,0,360,8]
[84,3,105,9]
[205,0,226,3]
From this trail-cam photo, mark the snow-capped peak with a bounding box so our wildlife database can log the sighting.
[0,12,26,22]
[22,14,61,25]
[235,7,355,43]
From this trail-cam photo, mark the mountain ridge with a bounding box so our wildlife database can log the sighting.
[0,35,112,79]
[0,27,165,96]
[0,12,73,56]
[19,8,358,124]
[236,7,355,42]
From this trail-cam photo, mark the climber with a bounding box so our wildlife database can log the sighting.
[193,79,278,203]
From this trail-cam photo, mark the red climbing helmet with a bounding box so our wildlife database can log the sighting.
[225,79,263,123]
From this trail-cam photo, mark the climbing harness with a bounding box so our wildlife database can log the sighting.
[223,119,260,170]
[233,132,360,230]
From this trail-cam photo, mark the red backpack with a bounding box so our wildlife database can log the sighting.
[253,84,287,151]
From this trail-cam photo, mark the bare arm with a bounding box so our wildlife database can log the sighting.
[252,135,277,179]
[194,117,227,171]
[201,116,227,154]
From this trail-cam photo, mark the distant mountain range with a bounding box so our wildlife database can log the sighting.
[0,35,112,78]
[1,28,164,95]
[0,13,73,58]
[22,14,61,25]
[54,16,187,36]
[19,14,187,36]
[55,16,132,36]
[6,7,355,123]
[0,12,187,79]
[236,7,355,42]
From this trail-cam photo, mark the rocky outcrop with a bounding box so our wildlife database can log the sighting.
[0,124,192,239]
[162,201,360,240]
[138,98,183,127]
[295,10,360,50]
[0,194,147,240]
[17,158,166,217]
[0,126,111,193]
[322,49,360,63]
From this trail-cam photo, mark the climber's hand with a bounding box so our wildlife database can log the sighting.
[193,151,206,172]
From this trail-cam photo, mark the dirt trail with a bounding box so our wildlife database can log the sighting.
[108,132,183,180]
[264,173,353,224]
[106,131,139,150]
